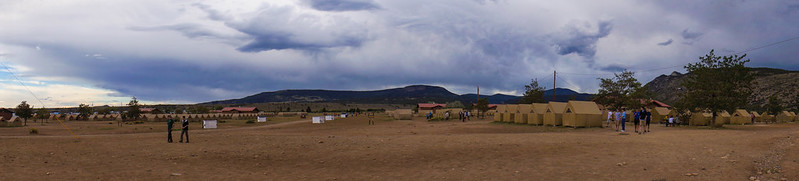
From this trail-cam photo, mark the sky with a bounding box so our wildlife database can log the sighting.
[1,0,799,108]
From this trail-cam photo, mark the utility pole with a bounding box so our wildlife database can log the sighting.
[553,70,556,101]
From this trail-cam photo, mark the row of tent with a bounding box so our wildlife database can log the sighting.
[493,100,798,127]
[689,110,797,126]
[494,101,605,128]
[38,113,263,122]
[386,109,413,120]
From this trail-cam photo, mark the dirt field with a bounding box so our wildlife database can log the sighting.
[1,114,797,180]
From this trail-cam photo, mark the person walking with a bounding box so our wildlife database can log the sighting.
[167,118,175,143]
[614,110,621,132]
[179,116,189,143]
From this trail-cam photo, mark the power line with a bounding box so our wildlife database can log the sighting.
[730,35,799,56]
[1,59,79,139]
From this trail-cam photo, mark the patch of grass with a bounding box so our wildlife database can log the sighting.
[97,127,114,130]
[246,120,255,124]
[29,128,39,134]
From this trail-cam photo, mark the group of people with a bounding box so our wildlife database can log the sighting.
[605,107,656,134]
[424,111,471,122]
[167,116,190,143]
[457,111,470,122]
[664,115,680,127]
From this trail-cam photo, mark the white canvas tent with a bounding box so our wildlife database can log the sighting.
[202,120,218,129]
[325,115,334,121]
[313,116,324,124]
[257,116,267,122]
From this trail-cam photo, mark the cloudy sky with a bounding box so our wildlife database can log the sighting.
[1,0,798,108]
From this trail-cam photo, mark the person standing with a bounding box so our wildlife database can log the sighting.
[606,110,614,129]
[614,110,621,132]
[167,118,175,143]
[621,110,627,132]
[645,108,652,133]
[179,116,189,143]
[633,110,641,133]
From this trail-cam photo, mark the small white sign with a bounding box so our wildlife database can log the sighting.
[257,116,267,122]
[203,120,218,129]
[312,116,324,124]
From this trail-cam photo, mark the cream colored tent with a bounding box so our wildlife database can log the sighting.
[395,109,413,120]
[651,107,671,124]
[776,111,795,123]
[543,102,568,126]
[494,105,507,122]
[527,103,548,125]
[714,111,731,126]
[756,112,774,123]
[2,116,23,127]
[729,109,752,125]
[504,105,518,123]
[514,104,531,124]
[690,112,712,126]
[562,101,602,128]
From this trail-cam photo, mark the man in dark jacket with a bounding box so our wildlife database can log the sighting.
[167,118,175,143]
[179,116,189,143]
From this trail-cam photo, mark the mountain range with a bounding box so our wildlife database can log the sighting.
[645,67,799,109]
[203,85,594,105]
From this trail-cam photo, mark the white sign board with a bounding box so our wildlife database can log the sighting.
[312,116,324,124]
[325,115,334,121]
[257,116,267,122]
[341,114,347,118]
[203,120,218,129]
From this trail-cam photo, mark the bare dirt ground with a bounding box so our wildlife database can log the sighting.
[1,114,797,180]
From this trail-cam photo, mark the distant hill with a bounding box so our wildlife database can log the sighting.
[543,88,594,102]
[204,85,521,105]
[644,67,799,109]
[203,85,594,105]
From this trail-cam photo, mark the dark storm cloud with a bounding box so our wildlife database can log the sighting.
[600,64,628,72]
[553,21,612,58]
[236,33,363,52]
[657,39,673,46]
[681,29,703,40]
[129,23,245,40]
[305,0,380,11]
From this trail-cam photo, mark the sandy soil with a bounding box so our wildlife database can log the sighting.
[1,114,797,180]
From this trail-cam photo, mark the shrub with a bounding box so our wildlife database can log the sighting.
[29,128,39,134]
[246,120,255,124]
[133,121,144,124]
[427,117,446,122]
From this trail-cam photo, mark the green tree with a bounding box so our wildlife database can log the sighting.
[16,101,33,126]
[445,101,464,108]
[594,70,645,112]
[306,106,312,113]
[35,107,49,123]
[677,49,754,127]
[97,107,112,115]
[187,106,209,114]
[475,98,489,118]
[519,78,547,104]
[127,97,141,121]
[766,95,783,115]
[77,103,93,120]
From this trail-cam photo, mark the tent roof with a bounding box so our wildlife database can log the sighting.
[496,105,507,112]
[652,107,671,115]
[565,101,601,114]
[221,107,258,112]
[719,110,731,117]
[732,109,749,117]
[517,104,532,113]
[505,104,518,112]
[532,103,548,114]
[418,104,446,109]
[546,102,568,114]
